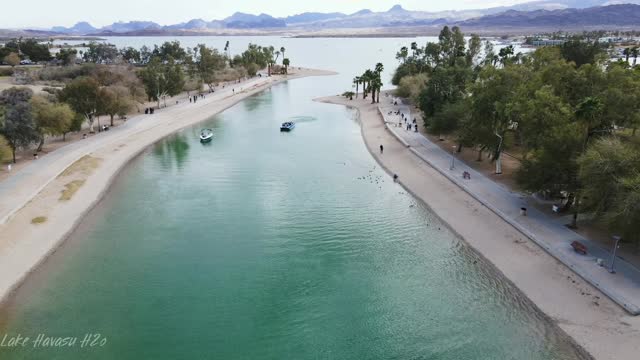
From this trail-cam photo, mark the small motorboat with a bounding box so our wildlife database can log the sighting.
[200,129,213,143]
[280,122,295,132]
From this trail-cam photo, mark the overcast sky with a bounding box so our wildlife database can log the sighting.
[3,0,533,28]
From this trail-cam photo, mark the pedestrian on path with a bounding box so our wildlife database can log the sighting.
[380,145,384,154]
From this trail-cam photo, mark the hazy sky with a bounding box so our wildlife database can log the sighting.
[4,0,533,28]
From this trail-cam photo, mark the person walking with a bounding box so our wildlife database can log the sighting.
[380,145,384,154]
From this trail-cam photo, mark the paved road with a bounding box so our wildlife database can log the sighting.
[380,101,640,315]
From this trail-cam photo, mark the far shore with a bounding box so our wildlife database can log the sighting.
[315,94,640,360]
[0,67,336,306]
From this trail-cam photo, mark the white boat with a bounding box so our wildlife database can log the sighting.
[200,129,213,143]
[280,122,295,132]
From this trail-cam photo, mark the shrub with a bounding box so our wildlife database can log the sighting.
[0,68,14,77]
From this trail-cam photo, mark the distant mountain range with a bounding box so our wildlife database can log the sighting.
[460,3,640,28]
[17,1,640,36]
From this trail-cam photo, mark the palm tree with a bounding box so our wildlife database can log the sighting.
[274,50,281,63]
[632,46,639,67]
[361,70,373,100]
[283,58,290,74]
[267,59,274,76]
[374,63,384,102]
[371,76,383,104]
[396,46,409,63]
[411,42,418,57]
[623,47,631,64]
[280,47,286,65]
[353,76,361,98]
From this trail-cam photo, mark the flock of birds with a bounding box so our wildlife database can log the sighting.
[356,165,386,189]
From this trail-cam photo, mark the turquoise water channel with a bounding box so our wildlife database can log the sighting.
[1,36,584,359]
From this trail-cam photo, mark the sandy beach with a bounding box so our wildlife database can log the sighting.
[316,95,640,360]
[0,68,335,305]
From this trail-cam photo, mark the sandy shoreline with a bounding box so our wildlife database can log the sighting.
[315,95,640,360]
[0,68,336,305]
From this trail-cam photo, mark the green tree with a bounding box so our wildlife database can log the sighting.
[83,42,118,64]
[154,41,188,63]
[191,45,226,91]
[283,58,290,74]
[31,95,75,150]
[100,86,134,126]
[517,123,583,202]
[0,134,10,162]
[59,76,101,132]
[120,47,141,64]
[578,138,640,249]
[55,48,78,66]
[559,37,606,68]
[3,52,20,67]
[0,87,39,163]
[140,57,185,108]
[62,113,84,141]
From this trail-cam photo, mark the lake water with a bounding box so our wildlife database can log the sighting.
[0,37,584,359]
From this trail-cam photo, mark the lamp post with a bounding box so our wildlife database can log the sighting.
[450,146,456,170]
[495,132,503,175]
[609,236,622,274]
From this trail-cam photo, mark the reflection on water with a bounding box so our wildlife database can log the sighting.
[152,133,190,170]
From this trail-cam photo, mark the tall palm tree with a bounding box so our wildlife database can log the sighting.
[274,50,281,63]
[353,76,361,98]
[361,70,373,100]
[280,47,286,65]
[632,46,639,67]
[374,63,384,102]
[623,47,631,64]
[375,62,384,74]
[371,76,383,104]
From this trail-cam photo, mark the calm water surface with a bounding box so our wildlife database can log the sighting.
[0,37,583,359]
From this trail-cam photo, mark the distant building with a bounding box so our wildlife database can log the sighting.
[532,40,566,47]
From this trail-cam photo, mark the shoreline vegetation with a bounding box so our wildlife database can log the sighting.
[316,94,639,360]
[388,26,640,255]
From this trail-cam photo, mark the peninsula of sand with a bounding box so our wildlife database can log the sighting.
[0,68,335,305]
[316,95,640,360]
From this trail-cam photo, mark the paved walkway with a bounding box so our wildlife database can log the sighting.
[380,100,640,315]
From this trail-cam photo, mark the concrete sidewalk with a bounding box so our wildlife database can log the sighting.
[380,102,640,315]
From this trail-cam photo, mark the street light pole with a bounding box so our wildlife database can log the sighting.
[609,236,622,274]
[495,132,503,175]
[450,146,455,170]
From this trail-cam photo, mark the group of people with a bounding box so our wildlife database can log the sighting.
[144,107,155,115]
[396,113,418,132]
[189,94,207,103]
